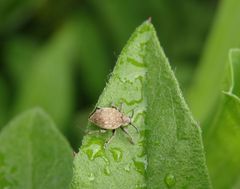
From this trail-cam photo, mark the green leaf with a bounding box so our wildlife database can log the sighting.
[68,108,91,151]
[0,108,73,189]
[4,36,39,85]
[230,49,240,96]
[204,49,240,189]
[73,13,111,101]
[14,22,76,132]
[0,0,44,33]
[88,0,146,49]
[187,0,240,122]
[0,77,9,128]
[71,21,211,189]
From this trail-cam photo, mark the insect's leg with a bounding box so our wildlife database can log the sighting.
[111,102,118,110]
[130,109,134,118]
[129,109,139,132]
[120,126,135,144]
[111,102,116,108]
[89,106,101,117]
[111,102,123,112]
[72,151,77,157]
[118,103,123,112]
[104,129,116,148]
[130,123,139,133]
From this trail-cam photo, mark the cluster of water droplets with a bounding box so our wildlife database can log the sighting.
[79,24,153,188]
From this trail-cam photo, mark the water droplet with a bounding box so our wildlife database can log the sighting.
[102,156,110,164]
[133,109,146,123]
[88,173,95,182]
[133,155,147,175]
[82,138,106,161]
[104,166,111,176]
[110,148,123,162]
[119,79,144,105]
[127,57,145,68]
[84,145,102,160]
[135,183,147,189]
[164,174,176,187]
[124,163,131,172]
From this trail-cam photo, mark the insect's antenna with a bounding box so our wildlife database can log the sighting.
[130,109,134,118]
[130,123,139,133]
[89,106,100,118]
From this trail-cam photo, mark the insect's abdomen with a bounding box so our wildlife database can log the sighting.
[89,108,123,129]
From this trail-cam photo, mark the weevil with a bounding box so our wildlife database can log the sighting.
[88,104,138,147]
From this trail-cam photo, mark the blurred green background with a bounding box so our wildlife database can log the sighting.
[0,0,218,150]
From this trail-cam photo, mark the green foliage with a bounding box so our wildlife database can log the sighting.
[13,22,76,132]
[187,0,240,122]
[144,24,211,189]
[4,36,39,85]
[1,1,240,188]
[204,49,240,189]
[71,21,211,189]
[0,78,8,128]
[72,13,111,101]
[0,108,73,189]
[0,0,43,33]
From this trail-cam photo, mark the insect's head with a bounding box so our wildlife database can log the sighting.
[122,115,131,126]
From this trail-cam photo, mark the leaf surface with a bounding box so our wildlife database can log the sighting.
[0,77,8,128]
[14,22,76,132]
[204,49,240,189]
[187,0,240,122]
[0,108,73,189]
[71,21,211,189]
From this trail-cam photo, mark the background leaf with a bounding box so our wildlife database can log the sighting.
[204,49,240,189]
[0,77,9,128]
[71,21,211,189]
[13,21,77,132]
[0,108,73,189]
[0,0,43,33]
[72,13,111,102]
[187,0,240,123]
[3,35,40,85]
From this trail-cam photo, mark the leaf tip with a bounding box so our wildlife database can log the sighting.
[147,17,152,23]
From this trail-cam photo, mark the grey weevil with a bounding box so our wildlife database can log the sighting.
[88,104,139,147]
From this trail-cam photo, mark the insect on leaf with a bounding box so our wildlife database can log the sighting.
[71,20,211,189]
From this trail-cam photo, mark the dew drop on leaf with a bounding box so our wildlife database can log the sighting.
[164,173,176,187]
[133,155,147,175]
[124,163,131,172]
[88,173,95,182]
[82,138,107,161]
[135,182,147,189]
[110,148,123,162]
[104,166,111,176]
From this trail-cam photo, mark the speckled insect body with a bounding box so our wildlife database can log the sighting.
[89,107,131,129]
[88,105,138,146]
